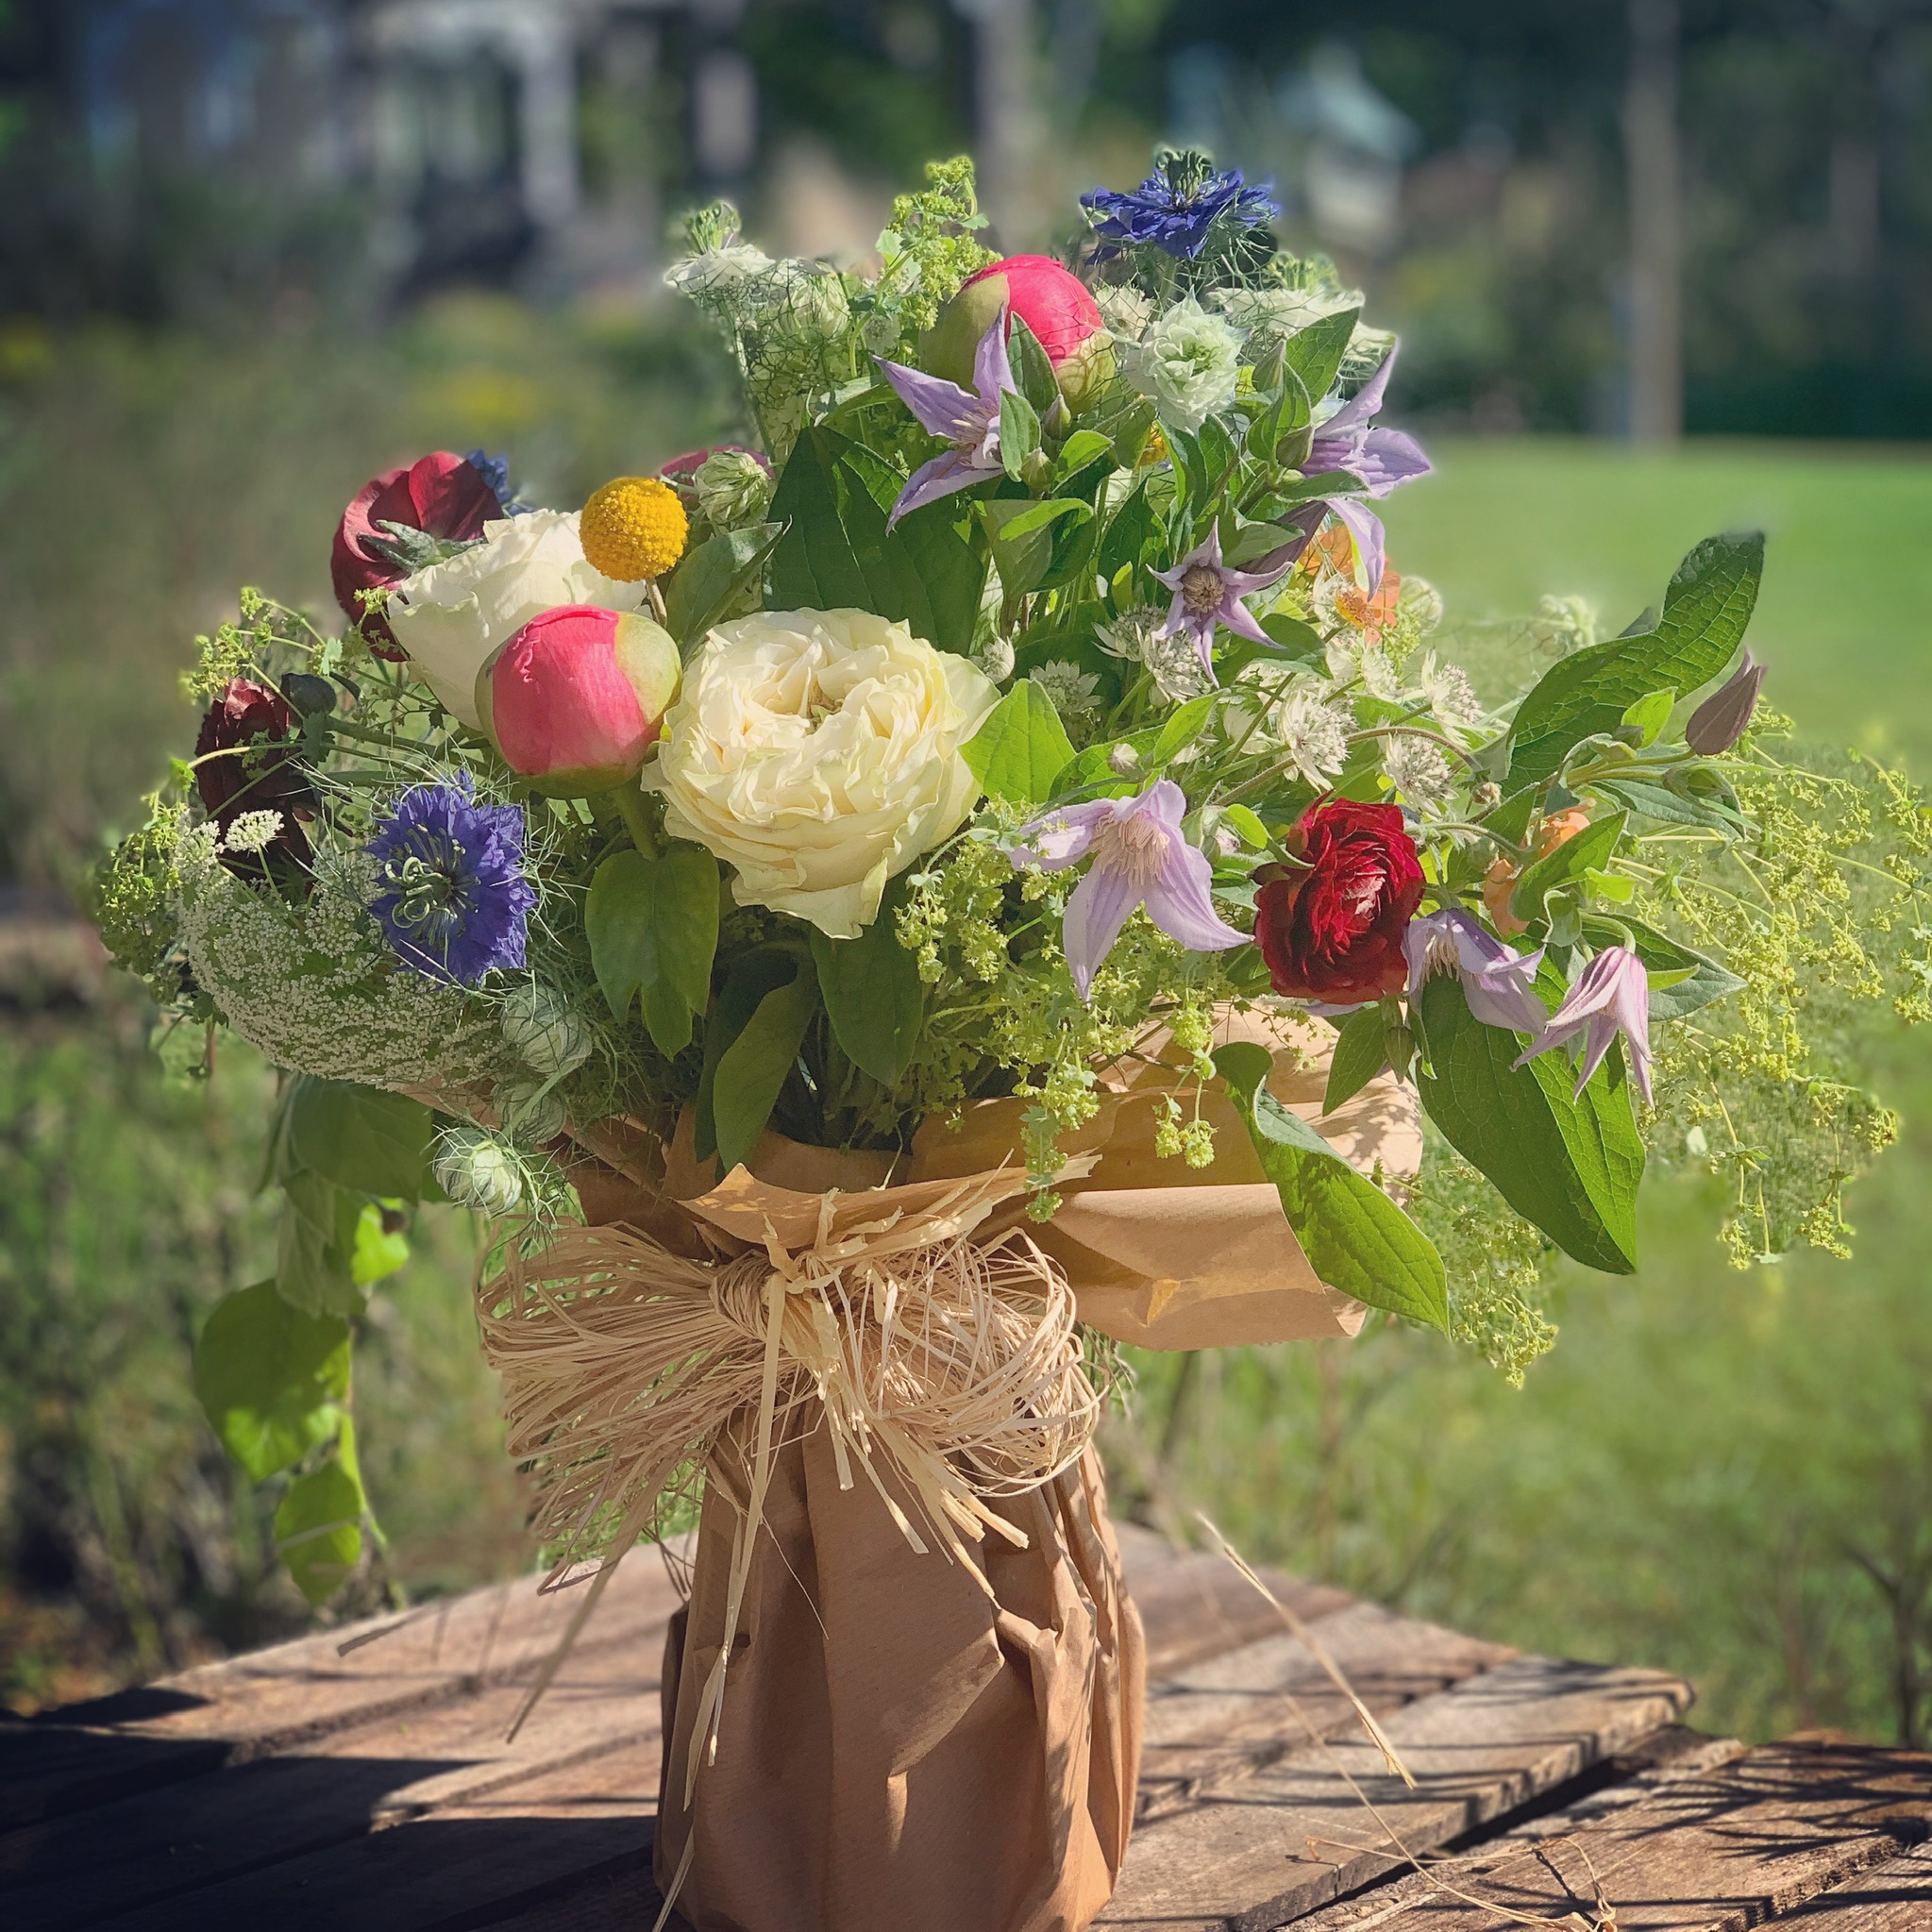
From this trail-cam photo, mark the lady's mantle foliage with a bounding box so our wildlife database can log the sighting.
[365,778,535,987]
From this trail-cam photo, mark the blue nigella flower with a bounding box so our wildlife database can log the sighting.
[1082,164,1279,260]
[464,448,530,514]
[366,777,535,987]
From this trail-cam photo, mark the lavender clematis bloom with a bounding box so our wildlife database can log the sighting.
[1281,349,1433,592]
[875,315,1016,528]
[1150,525,1298,682]
[1008,778,1247,1001]
[1404,907,1549,1038]
[1514,945,1654,1105]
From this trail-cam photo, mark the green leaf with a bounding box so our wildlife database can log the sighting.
[712,957,819,1171]
[1509,811,1627,924]
[695,950,798,1162]
[1000,388,1042,479]
[1215,1042,1448,1328]
[1415,977,1644,1273]
[962,678,1076,804]
[284,1079,432,1201]
[1280,310,1360,411]
[193,1282,349,1483]
[1590,916,1747,1021]
[1221,803,1270,850]
[1151,694,1217,764]
[767,427,986,654]
[275,1443,366,1605]
[351,1202,410,1285]
[586,845,720,1057]
[277,1170,361,1319]
[991,496,1090,542]
[662,522,783,648]
[1006,314,1060,413]
[1593,773,1742,832]
[1506,532,1763,788]
[1224,520,1300,567]
[1258,613,1325,664]
[1096,479,1156,582]
[1323,1008,1388,1115]
[810,889,924,1086]
[1054,429,1114,482]
[1620,686,1676,748]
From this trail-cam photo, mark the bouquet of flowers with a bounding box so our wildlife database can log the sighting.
[94,152,1930,1931]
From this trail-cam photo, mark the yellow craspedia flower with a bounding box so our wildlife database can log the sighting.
[580,476,688,581]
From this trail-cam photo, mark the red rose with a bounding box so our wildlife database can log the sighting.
[193,678,314,880]
[1254,800,1423,1003]
[331,451,502,651]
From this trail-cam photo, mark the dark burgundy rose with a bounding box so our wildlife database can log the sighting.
[331,451,502,652]
[193,678,315,881]
[1254,799,1424,1003]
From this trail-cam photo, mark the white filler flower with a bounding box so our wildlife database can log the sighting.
[648,608,999,937]
[387,511,644,730]
[1123,297,1243,433]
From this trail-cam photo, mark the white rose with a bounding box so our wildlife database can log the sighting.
[386,510,645,729]
[647,608,999,938]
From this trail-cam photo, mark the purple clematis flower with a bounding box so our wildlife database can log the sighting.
[1283,350,1433,592]
[1514,945,1654,1104]
[1150,525,1298,682]
[875,314,1016,529]
[1009,778,1247,1001]
[1403,907,1550,1038]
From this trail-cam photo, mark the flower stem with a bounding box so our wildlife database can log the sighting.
[605,784,660,857]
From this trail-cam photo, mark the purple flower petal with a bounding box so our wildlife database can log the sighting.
[1514,947,1653,1104]
[875,356,984,442]
[1213,592,1274,649]
[888,450,993,528]
[1142,844,1248,953]
[1330,495,1389,593]
[1349,427,1433,497]
[1007,798,1115,870]
[1320,348,1397,438]
[972,311,1016,410]
[1063,860,1141,1001]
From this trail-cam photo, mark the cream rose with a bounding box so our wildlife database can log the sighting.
[386,510,645,730]
[647,608,999,938]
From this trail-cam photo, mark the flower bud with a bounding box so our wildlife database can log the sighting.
[478,605,681,798]
[1108,743,1141,775]
[499,983,593,1079]
[922,255,1114,406]
[691,448,775,531]
[1685,650,1765,755]
[433,1126,524,1215]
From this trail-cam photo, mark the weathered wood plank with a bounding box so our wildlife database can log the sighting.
[2,1637,668,1930]
[1288,1739,1932,1931]
[0,1552,683,1831]
[1099,1655,1695,1932]
[1790,1838,1932,1927]
[1139,1603,1513,1824]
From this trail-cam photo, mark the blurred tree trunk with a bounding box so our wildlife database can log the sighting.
[1624,0,1682,443]
[954,0,1044,249]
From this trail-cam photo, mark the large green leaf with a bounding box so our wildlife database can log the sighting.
[1506,531,1764,788]
[695,950,798,1162]
[1280,309,1360,414]
[662,522,783,649]
[811,892,923,1086]
[711,957,820,1172]
[586,845,720,1057]
[193,1282,349,1482]
[275,1433,366,1606]
[1415,977,1644,1273]
[1216,1042,1447,1329]
[283,1078,431,1201]
[963,678,1076,804]
[276,1170,362,1318]
[1322,1007,1388,1115]
[766,427,985,653]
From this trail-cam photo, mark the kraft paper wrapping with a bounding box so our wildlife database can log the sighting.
[567,1006,1420,1355]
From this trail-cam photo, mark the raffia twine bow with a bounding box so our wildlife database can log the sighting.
[476,1161,1101,1769]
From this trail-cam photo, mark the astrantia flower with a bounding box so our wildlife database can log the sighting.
[1123,298,1243,433]
[1415,651,1483,742]
[1033,659,1104,738]
[1151,524,1297,680]
[1404,908,1549,1039]
[1096,605,1209,704]
[1515,945,1654,1104]
[365,778,535,987]
[1082,162,1278,260]
[1008,778,1246,1000]
[875,313,1017,527]
[1219,674,1351,788]
[1382,734,1453,810]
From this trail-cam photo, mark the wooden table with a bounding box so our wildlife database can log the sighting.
[3,1524,1926,1930]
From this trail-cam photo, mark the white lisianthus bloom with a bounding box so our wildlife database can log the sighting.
[386,511,645,729]
[647,608,1000,937]
[1124,297,1243,434]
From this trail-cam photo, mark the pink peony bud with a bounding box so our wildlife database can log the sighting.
[478,605,681,798]
[923,255,1113,406]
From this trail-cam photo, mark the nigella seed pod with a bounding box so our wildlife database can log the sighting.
[495,1078,568,1148]
[433,1126,524,1216]
[1685,651,1765,755]
[499,983,592,1079]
